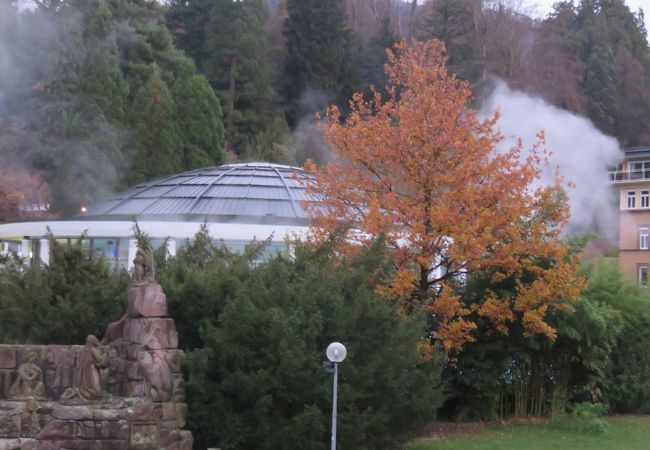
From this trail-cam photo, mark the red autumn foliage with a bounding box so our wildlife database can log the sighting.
[0,171,52,222]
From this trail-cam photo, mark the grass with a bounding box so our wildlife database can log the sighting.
[409,415,650,450]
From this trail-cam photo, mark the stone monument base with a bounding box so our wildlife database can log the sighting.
[0,279,193,450]
[0,397,192,450]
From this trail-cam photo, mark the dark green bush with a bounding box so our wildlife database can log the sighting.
[158,231,445,450]
[0,237,129,344]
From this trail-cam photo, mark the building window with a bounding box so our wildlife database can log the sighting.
[628,191,636,209]
[630,161,650,179]
[642,191,650,208]
[640,265,649,288]
[640,227,649,250]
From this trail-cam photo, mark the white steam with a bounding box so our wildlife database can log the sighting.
[480,80,621,240]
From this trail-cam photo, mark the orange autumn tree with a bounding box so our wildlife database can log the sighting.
[304,39,584,352]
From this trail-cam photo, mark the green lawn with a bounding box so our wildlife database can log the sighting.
[409,416,650,450]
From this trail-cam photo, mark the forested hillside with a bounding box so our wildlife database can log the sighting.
[0,0,648,217]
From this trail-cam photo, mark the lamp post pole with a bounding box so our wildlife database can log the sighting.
[326,342,347,450]
[331,361,338,450]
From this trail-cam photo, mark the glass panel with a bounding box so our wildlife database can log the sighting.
[640,228,648,250]
[3,240,22,253]
[93,239,118,261]
[628,191,636,208]
[640,266,648,288]
[210,239,289,263]
[117,238,130,269]
[30,240,39,265]
[150,239,167,251]
[55,238,69,249]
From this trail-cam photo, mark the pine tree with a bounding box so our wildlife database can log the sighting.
[158,229,445,449]
[583,38,619,135]
[165,0,214,68]
[283,0,359,125]
[129,70,182,183]
[201,0,287,157]
[34,0,129,215]
[168,0,288,159]
[172,74,226,169]
[360,17,399,96]
[536,0,650,144]
[0,0,228,215]
[416,0,482,83]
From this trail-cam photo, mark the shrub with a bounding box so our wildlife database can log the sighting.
[159,232,446,450]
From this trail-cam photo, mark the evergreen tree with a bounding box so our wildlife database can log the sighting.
[360,17,399,96]
[0,237,129,345]
[165,0,214,68]
[168,0,288,159]
[172,74,226,169]
[157,229,445,450]
[0,1,227,215]
[33,0,129,215]
[416,0,482,83]
[203,0,287,157]
[534,0,650,144]
[283,0,359,125]
[129,70,182,183]
[583,30,619,135]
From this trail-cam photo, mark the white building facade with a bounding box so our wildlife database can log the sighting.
[0,163,313,269]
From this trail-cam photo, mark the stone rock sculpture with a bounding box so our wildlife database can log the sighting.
[0,400,39,438]
[127,281,167,318]
[132,245,155,286]
[8,352,46,400]
[61,335,108,401]
[138,347,172,402]
[0,278,193,449]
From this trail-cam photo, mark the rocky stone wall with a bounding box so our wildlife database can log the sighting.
[0,345,83,401]
[0,282,193,450]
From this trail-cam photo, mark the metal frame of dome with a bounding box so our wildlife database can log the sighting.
[82,162,314,225]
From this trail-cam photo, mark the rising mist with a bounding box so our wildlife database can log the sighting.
[481,80,622,241]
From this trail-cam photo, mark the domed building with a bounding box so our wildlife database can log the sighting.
[0,163,314,269]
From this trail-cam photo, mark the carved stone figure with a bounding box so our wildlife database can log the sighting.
[0,400,39,438]
[106,347,126,396]
[138,346,172,402]
[9,352,46,400]
[132,245,155,286]
[61,335,108,401]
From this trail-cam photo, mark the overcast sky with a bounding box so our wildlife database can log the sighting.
[525,0,650,31]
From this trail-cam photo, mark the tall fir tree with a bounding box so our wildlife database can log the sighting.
[34,0,129,215]
[416,0,482,83]
[283,0,359,125]
[534,0,650,144]
[583,38,619,135]
[360,17,399,96]
[165,0,214,68]
[202,0,287,157]
[172,75,226,169]
[0,0,227,215]
[129,69,182,183]
[167,0,288,160]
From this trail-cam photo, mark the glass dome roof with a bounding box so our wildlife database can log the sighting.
[82,163,314,225]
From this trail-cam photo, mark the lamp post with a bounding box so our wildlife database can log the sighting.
[326,342,347,450]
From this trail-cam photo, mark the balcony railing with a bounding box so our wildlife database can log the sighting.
[608,168,650,183]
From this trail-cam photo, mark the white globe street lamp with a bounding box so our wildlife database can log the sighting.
[326,342,347,450]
